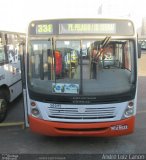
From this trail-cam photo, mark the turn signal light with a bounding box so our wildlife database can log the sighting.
[31,101,36,107]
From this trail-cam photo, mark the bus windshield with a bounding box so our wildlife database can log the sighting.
[28,38,135,101]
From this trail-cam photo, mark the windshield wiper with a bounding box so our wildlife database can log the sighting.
[101,36,111,47]
[94,36,111,60]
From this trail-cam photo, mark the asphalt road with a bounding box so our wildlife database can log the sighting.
[0,52,146,158]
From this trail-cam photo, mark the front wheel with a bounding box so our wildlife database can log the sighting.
[0,99,7,122]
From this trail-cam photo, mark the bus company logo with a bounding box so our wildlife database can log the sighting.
[55,85,61,90]
[111,124,128,131]
[78,107,86,113]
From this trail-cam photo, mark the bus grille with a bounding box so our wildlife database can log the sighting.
[48,107,116,120]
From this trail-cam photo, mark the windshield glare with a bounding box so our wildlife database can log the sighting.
[28,39,134,96]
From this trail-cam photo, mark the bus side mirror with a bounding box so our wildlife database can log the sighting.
[138,43,141,58]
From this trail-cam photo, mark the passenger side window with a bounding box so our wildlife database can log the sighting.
[5,33,19,63]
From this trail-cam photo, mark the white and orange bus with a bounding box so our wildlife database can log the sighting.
[24,18,141,136]
[0,31,25,122]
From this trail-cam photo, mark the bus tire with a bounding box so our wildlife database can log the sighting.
[0,98,7,123]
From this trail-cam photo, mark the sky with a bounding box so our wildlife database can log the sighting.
[0,0,146,32]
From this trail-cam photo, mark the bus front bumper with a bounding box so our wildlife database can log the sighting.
[29,116,135,137]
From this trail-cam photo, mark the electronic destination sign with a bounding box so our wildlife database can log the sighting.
[29,19,134,36]
[59,23,116,34]
[36,24,53,34]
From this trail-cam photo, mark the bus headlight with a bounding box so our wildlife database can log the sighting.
[31,108,40,117]
[30,101,42,118]
[123,101,134,118]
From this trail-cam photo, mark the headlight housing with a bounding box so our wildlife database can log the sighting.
[122,101,134,119]
[30,101,42,119]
